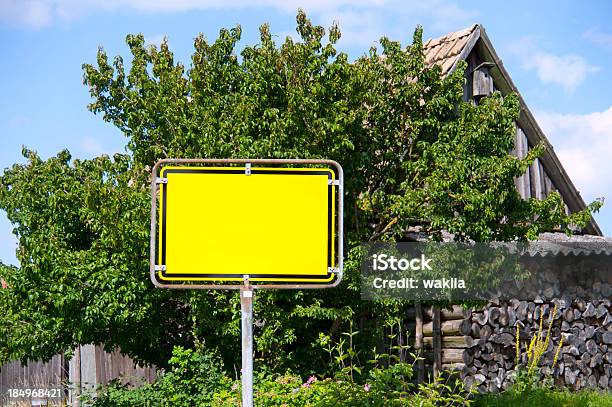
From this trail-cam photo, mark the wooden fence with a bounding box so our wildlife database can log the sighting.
[0,345,156,406]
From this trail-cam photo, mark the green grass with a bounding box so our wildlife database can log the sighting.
[475,387,612,407]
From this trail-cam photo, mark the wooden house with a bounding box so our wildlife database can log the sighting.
[423,24,601,236]
[411,24,611,391]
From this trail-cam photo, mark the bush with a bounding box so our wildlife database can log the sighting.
[86,344,612,407]
[82,381,160,407]
[211,373,376,406]
[84,346,228,406]
[85,345,472,406]
[211,370,470,407]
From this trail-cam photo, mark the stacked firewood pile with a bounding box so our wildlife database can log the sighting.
[461,298,612,392]
[405,244,612,391]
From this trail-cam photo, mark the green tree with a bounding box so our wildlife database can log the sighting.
[0,11,600,371]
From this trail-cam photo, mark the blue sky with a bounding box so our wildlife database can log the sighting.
[1,0,612,265]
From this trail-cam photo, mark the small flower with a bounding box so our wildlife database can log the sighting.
[364,383,371,392]
[292,388,300,394]
[302,375,316,388]
[231,382,239,391]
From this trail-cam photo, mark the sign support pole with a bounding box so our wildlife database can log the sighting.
[240,280,254,407]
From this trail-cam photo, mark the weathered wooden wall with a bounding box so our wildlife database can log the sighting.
[514,123,559,202]
[0,354,66,405]
[68,344,157,404]
[0,345,157,406]
[466,44,565,210]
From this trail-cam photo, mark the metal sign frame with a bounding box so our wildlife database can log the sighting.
[149,158,344,290]
[149,158,344,407]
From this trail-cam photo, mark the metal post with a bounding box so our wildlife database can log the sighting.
[240,285,254,407]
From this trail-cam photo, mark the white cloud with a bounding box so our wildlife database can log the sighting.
[535,107,612,205]
[0,0,52,29]
[509,38,600,93]
[420,1,477,31]
[583,28,612,49]
[0,0,477,43]
[315,8,388,47]
[527,53,600,93]
[280,1,476,48]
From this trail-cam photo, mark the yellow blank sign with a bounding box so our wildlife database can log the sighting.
[157,166,336,282]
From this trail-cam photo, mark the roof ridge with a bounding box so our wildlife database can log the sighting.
[424,23,480,49]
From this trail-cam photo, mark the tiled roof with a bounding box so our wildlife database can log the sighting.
[423,24,478,75]
[406,228,612,255]
[526,232,612,256]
